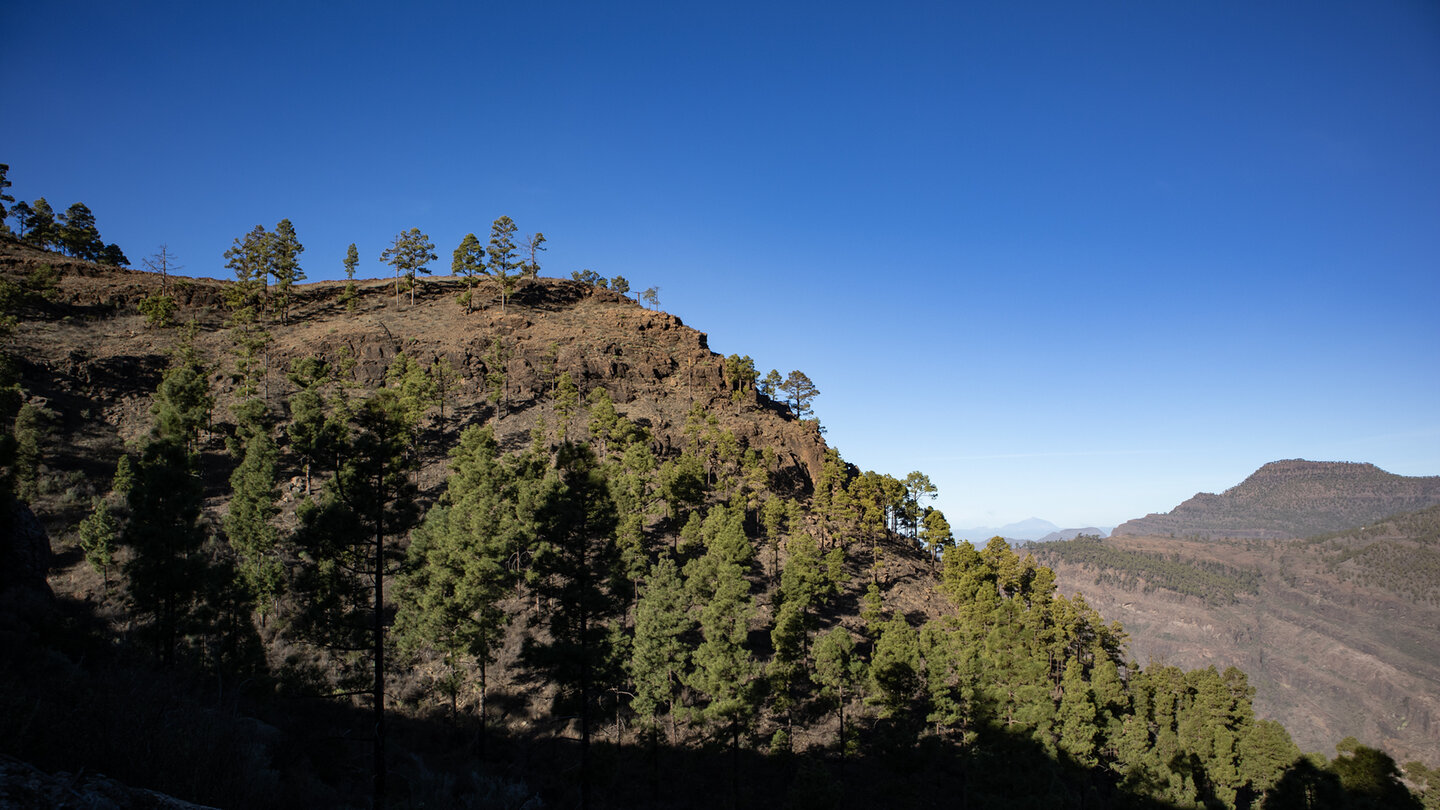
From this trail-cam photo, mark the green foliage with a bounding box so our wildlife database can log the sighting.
[684,509,759,737]
[483,338,513,420]
[138,292,177,328]
[150,357,212,452]
[778,370,820,419]
[379,227,437,305]
[628,554,693,739]
[223,224,271,315]
[340,242,359,311]
[859,582,886,638]
[0,163,12,229]
[10,402,49,502]
[571,268,606,286]
[813,626,864,753]
[285,359,346,495]
[15,198,56,249]
[867,610,922,718]
[111,454,134,498]
[78,496,118,588]
[487,216,519,311]
[920,507,954,564]
[610,275,629,295]
[450,232,486,312]
[395,425,514,721]
[224,429,283,614]
[641,286,660,309]
[289,389,419,693]
[385,352,436,442]
[59,201,104,260]
[523,441,624,787]
[1330,737,1422,809]
[758,368,783,399]
[123,437,207,665]
[723,354,758,401]
[521,231,546,278]
[1034,535,1261,604]
[552,370,579,440]
[268,218,304,322]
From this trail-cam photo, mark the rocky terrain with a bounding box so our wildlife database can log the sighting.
[1032,467,1440,766]
[1112,459,1440,539]
[5,235,1438,806]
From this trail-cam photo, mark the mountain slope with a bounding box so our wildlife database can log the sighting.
[4,239,1433,807]
[1112,459,1440,539]
[1033,479,1440,765]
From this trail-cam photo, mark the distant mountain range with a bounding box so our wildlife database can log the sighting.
[954,518,1111,543]
[1112,459,1440,539]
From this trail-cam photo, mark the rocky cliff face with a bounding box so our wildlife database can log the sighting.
[2,238,829,530]
[1113,459,1440,539]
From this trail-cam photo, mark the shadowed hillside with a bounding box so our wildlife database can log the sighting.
[2,236,1432,808]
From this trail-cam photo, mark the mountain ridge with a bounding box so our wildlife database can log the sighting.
[1112,459,1440,539]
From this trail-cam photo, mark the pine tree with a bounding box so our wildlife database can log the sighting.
[269,218,305,322]
[867,610,921,718]
[77,496,118,589]
[1056,659,1099,766]
[385,352,436,451]
[685,516,758,805]
[290,389,418,807]
[0,163,12,232]
[123,437,206,666]
[521,231,546,278]
[395,424,513,738]
[151,356,213,453]
[628,554,693,744]
[21,198,58,250]
[59,202,103,260]
[813,626,864,756]
[341,243,359,311]
[903,471,937,538]
[483,338,512,422]
[285,357,345,494]
[379,228,437,305]
[758,369,783,399]
[225,429,283,616]
[553,371,580,440]
[920,508,953,567]
[779,370,820,419]
[450,232,486,312]
[224,225,272,314]
[487,216,519,311]
[524,442,623,809]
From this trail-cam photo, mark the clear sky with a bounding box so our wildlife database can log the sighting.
[4,1,1438,528]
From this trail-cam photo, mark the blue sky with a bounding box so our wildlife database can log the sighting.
[5,1,1438,528]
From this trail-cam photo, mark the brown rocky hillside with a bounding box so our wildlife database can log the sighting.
[1,237,958,757]
[1112,459,1440,539]
[1,235,833,515]
[1034,474,1440,766]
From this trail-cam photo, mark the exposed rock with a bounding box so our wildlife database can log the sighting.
[0,755,218,810]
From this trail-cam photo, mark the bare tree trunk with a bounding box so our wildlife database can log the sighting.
[373,479,387,810]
